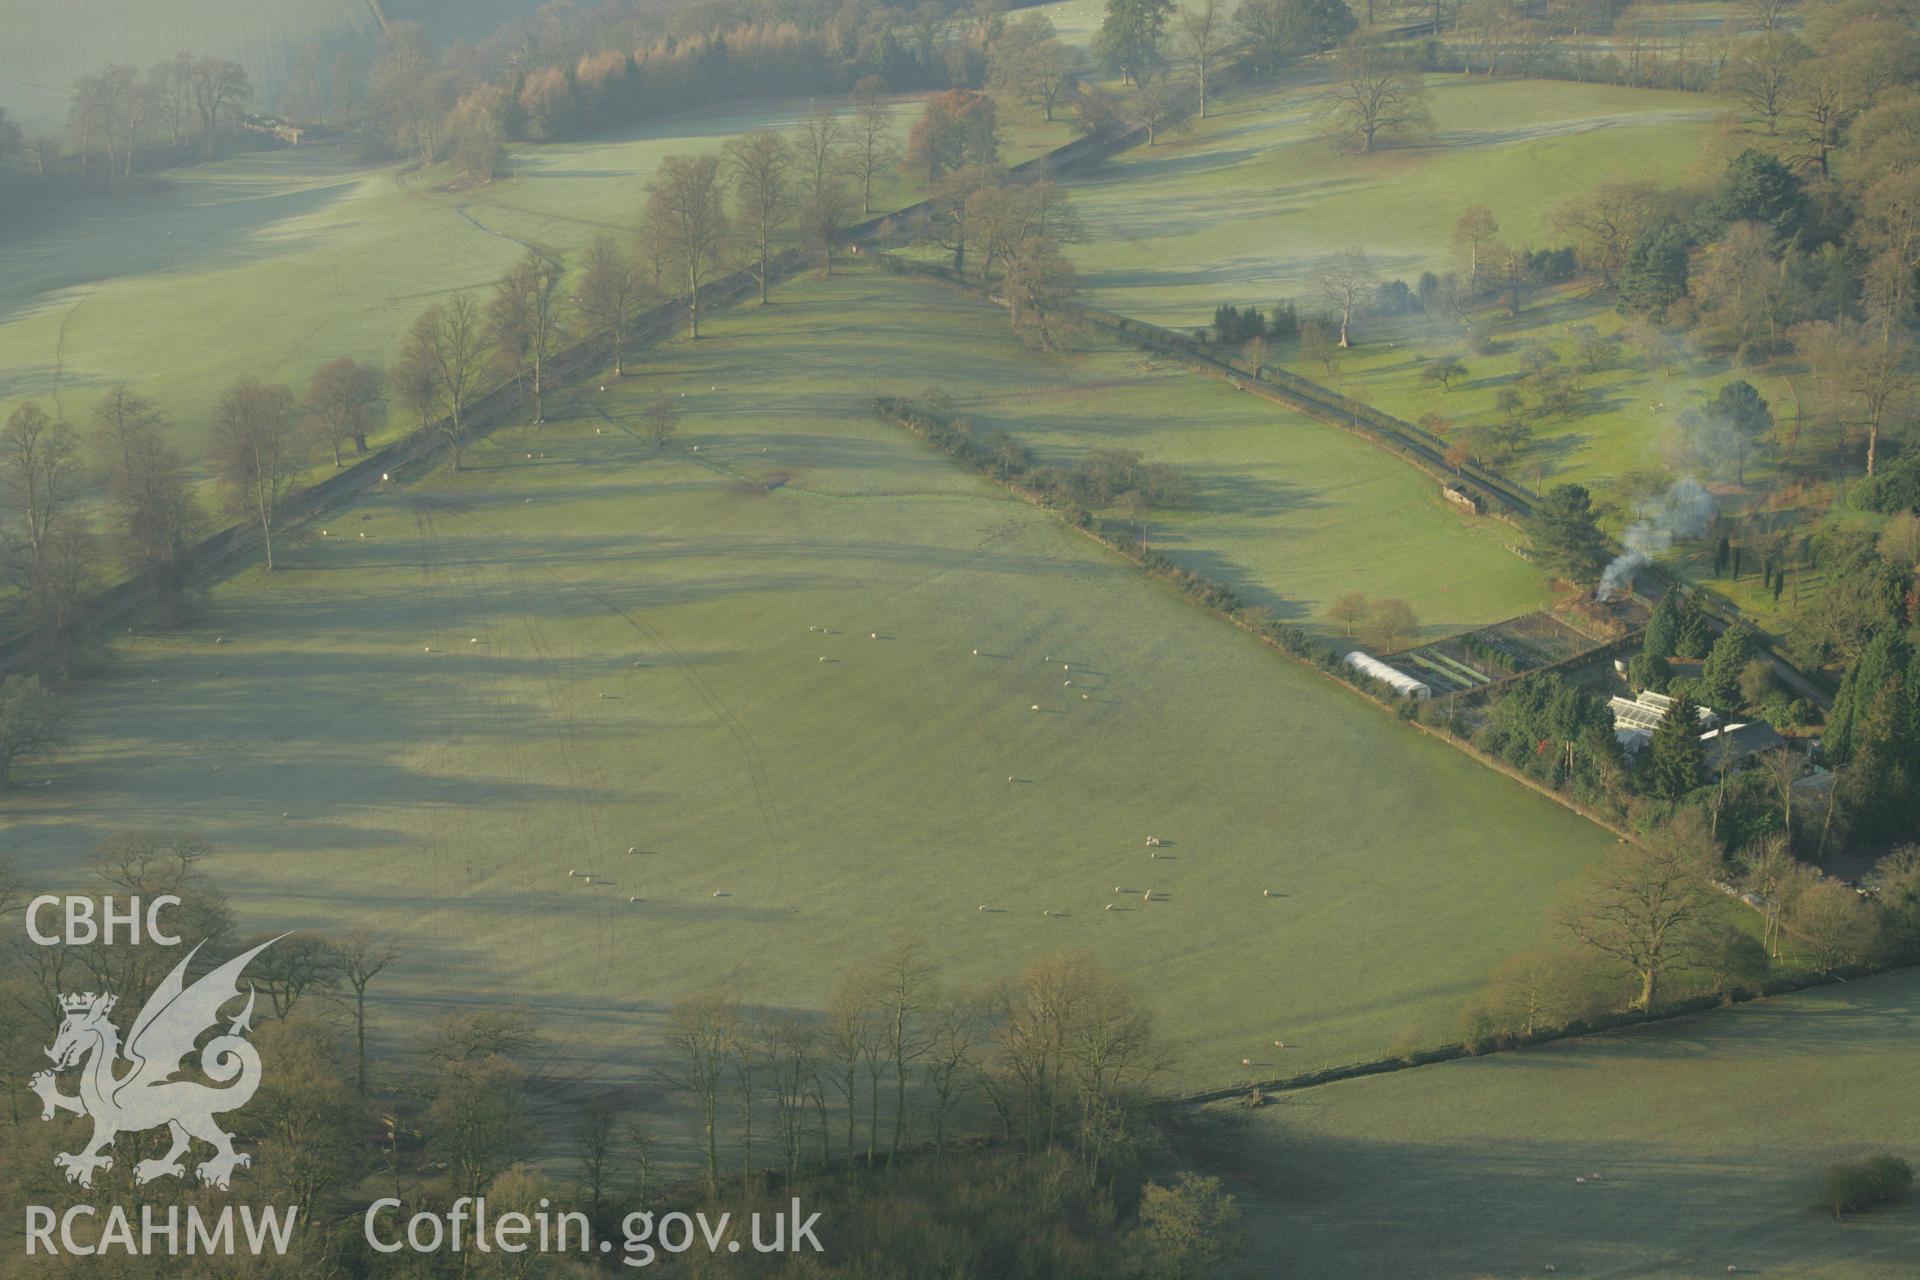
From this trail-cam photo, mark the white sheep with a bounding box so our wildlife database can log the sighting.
[1145,836,1161,847]
[1104,904,1115,911]
[1263,889,1275,898]
[629,896,641,903]
[1031,704,1041,711]
[870,632,878,639]
[629,846,640,854]
[712,890,727,897]
[1063,680,1072,687]
[569,870,578,877]
[972,648,980,655]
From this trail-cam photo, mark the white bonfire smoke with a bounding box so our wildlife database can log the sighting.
[1596,477,1717,601]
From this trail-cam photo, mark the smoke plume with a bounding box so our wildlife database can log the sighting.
[1596,477,1717,601]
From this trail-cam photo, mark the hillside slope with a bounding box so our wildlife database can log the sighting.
[0,0,550,130]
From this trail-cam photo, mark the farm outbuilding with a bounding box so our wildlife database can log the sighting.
[1343,651,1432,700]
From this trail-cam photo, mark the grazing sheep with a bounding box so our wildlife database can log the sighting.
[1141,892,1153,903]
[470,637,479,644]
[569,870,578,877]
[381,473,390,482]
[1063,680,1072,687]
[713,890,728,897]
[629,896,641,903]
[819,656,830,662]
[1575,1177,1586,1185]
[1242,1057,1251,1066]
[1105,904,1115,911]
[1008,776,1016,783]
[1063,664,1070,671]
[1145,836,1162,847]
[1081,694,1089,700]
[359,531,367,537]
[870,632,878,639]
[215,637,224,645]
[599,385,606,392]
[1031,704,1041,711]
[1274,1040,1285,1048]
[629,847,640,854]
[280,811,289,818]
[1263,889,1275,898]
[978,905,989,911]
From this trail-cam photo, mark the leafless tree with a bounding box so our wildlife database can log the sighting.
[491,246,567,424]
[304,358,386,466]
[851,76,900,215]
[643,154,729,337]
[574,236,647,377]
[399,293,488,468]
[659,991,739,1197]
[1176,0,1230,118]
[724,130,794,304]
[337,929,401,1095]
[1557,836,1715,1010]
[189,57,252,160]
[210,375,306,569]
[1311,247,1377,347]
[1320,35,1431,153]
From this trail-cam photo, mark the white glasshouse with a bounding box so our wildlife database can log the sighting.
[1343,650,1432,700]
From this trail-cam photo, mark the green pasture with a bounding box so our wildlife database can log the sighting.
[0,93,1070,492]
[918,325,1547,640]
[12,270,1617,1101]
[1306,289,1802,494]
[1190,966,1920,1279]
[1060,72,1716,327]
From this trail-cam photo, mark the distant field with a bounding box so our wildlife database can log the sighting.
[13,270,1615,1106]
[1302,289,1802,495]
[1188,966,1920,1279]
[0,0,556,132]
[921,329,1547,639]
[1059,73,1716,328]
[0,95,1070,491]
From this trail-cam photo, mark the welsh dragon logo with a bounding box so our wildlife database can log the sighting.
[29,936,281,1191]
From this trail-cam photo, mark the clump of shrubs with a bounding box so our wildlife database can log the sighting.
[1823,1155,1913,1219]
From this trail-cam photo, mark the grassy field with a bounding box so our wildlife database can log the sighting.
[921,328,1547,640]
[0,94,1070,490]
[1058,73,1716,328]
[1301,289,1803,494]
[1186,966,1920,1279]
[11,269,1615,1106]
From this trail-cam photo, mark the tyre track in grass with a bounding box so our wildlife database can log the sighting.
[413,504,602,1086]
[415,497,625,1091]
[430,494,793,858]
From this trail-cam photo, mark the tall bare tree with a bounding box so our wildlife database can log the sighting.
[490,247,568,424]
[399,293,488,468]
[1311,247,1378,347]
[303,358,386,466]
[1557,836,1714,1010]
[337,929,401,1096]
[795,107,853,275]
[189,57,252,161]
[660,991,740,1197]
[0,402,82,565]
[93,387,198,626]
[643,154,728,338]
[851,76,900,215]
[1320,35,1431,153]
[1176,0,1230,119]
[574,236,646,377]
[210,376,305,569]
[724,130,794,304]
